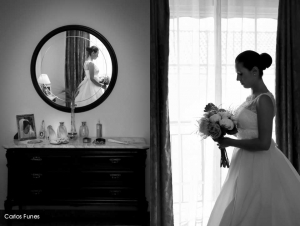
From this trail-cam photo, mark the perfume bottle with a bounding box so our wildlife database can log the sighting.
[57,122,68,139]
[96,120,102,138]
[79,122,89,137]
[39,120,46,139]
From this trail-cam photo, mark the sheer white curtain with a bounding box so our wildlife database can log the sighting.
[168,0,278,225]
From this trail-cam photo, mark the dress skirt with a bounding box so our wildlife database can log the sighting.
[207,140,300,226]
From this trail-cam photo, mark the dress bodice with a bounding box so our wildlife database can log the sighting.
[84,60,99,80]
[75,60,103,107]
[233,92,276,139]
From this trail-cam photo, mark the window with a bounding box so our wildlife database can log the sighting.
[169,14,277,226]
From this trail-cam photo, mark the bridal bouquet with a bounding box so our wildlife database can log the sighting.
[99,76,110,85]
[197,103,238,168]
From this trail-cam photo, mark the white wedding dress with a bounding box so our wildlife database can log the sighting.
[75,60,103,107]
[207,92,300,226]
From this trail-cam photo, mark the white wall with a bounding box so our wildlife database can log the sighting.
[0,0,150,210]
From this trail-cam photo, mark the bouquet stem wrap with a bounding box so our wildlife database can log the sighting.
[220,147,230,168]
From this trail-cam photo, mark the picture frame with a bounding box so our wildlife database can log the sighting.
[40,84,56,102]
[16,114,37,141]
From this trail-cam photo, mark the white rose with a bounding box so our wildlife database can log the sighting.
[198,117,210,136]
[219,118,234,130]
[209,114,221,123]
[218,111,232,119]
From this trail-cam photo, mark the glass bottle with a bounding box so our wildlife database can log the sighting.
[79,122,89,137]
[47,125,56,141]
[39,120,46,139]
[57,122,68,139]
[68,101,77,139]
[96,120,102,138]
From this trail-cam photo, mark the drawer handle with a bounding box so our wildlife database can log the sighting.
[31,190,42,195]
[109,158,121,164]
[31,173,42,179]
[31,156,42,161]
[109,190,121,196]
[110,173,121,179]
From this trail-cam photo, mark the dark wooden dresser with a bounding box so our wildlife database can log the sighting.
[3,137,149,225]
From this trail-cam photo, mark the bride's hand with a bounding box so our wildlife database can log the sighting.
[216,137,231,148]
[99,77,104,83]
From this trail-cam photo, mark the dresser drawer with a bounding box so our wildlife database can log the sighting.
[77,187,138,200]
[12,153,72,171]
[23,171,73,188]
[79,155,137,170]
[79,171,138,187]
[20,188,73,201]
[19,187,138,201]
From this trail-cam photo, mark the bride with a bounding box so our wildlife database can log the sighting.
[75,46,105,107]
[208,50,300,226]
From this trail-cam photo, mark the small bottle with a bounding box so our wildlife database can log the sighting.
[79,122,89,137]
[39,120,46,139]
[57,122,68,139]
[96,120,102,138]
[47,125,56,141]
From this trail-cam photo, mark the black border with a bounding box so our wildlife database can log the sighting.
[30,25,118,113]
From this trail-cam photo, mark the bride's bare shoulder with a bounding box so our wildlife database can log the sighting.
[256,94,274,116]
[86,61,95,69]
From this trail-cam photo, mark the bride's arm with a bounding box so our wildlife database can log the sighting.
[218,95,274,151]
[88,62,102,87]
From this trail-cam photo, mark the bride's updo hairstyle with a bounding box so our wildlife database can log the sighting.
[235,50,272,77]
[86,46,99,56]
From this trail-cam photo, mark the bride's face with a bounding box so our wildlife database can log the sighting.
[91,50,99,60]
[235,62,257,89]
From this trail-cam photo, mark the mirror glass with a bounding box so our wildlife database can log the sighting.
[31,25,118,113]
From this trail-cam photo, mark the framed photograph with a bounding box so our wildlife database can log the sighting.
[16,114,37,141]
[40,84,56,102]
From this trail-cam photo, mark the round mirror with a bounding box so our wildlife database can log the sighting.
[31,25,118,113]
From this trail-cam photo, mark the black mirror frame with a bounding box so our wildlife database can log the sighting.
[31,25,118,113]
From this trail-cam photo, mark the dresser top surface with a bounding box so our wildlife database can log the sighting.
[3,137,149,150]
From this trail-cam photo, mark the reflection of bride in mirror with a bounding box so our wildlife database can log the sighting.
[75,46,107,107]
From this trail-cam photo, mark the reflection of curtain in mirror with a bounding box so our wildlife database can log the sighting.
[65,31,90,107]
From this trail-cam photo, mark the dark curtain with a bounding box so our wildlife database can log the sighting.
[276,0,300,173]
[65,31,90,107]
[150,0,174,225]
